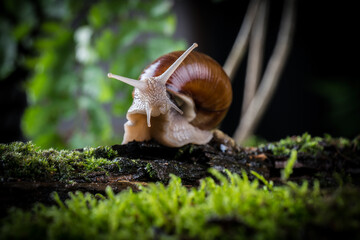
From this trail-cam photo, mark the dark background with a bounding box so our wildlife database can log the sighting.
[174,0,360,141]
[1,0,359,144]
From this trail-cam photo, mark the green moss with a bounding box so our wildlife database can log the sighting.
[1,139,360,239]
[353,136,360,151]
[323,133,351,148]
[281,150,298,181]
[242,135,267,147]
[261,132,344,156]
[251,170,274,190]
[145,162,156,179]
[1,169,360,239]
[0,142,118,182]
[174,144,195,159]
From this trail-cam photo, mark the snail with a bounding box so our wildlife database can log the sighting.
[107,43,232,147]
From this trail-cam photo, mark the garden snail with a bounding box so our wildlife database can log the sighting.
[107,43,232,147]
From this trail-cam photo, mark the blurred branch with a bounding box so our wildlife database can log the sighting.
[233,0,296,144]
[241,0,268,115]
[223,0,261,81]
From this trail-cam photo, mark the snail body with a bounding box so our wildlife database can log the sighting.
[108,43,232,147]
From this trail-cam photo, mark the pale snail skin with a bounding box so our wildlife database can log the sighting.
[107,43,232,147]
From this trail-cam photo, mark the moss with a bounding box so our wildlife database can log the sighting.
[0,142,118,182]
[281,150,298,181]
[1,138,360,239]
[1,134,358,185]
[242,135,267,147]
[1,169,360,239]
[260,132,353,156]
[174,144,195,160]
[145,162,156,179]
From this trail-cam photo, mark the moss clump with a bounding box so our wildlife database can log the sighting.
[1,169,360,239]
[0,141,118,182]
[145,162,157,179]
[260,132,354,156]
[262,133,323,156]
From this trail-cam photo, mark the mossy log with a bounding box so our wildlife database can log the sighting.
[1,133,360,239]
[1,133,360,216]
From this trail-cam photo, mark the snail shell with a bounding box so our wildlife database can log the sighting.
[143,51,232,130]
[108,43,232,147]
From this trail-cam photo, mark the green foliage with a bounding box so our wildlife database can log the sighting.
[0,0,36,79]
[1,169,360,239]
[0,0,185,149]
[0,141,118,182]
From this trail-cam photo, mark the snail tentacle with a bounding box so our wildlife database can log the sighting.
[157,43,198,84]
[107,73,146,90]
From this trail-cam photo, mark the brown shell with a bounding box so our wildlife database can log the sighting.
[141,51,232,130]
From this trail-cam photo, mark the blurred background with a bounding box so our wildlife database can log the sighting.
[0,0,359,149]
